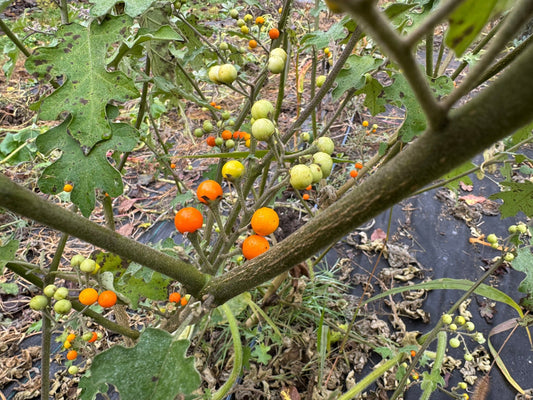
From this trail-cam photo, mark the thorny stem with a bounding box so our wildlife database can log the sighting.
[102,195,115,231]
[426,31,434,77]
[58,0,69,24]
[443,0,533,110]
[420,331,448,400]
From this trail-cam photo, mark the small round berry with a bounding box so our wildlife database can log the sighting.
[517,224,528,234]
[449,338,461,348]
[508,225,518,234]
[504,253,515,262]
[68,365,79,375]
[464,353,473,362]
[362,120,369,127]
[458,382,468,390]
[449,323,458,331]
[442,314,453,325]
[455,316,466,325]
[465,322,475,331]
[486,233,498,244]
[66,350,78,360]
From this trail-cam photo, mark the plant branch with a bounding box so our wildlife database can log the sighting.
[0,19,31,57]
[341,0,446,128]
[443,0,533,110]
[202,37,533,305]
[0,180,209,296]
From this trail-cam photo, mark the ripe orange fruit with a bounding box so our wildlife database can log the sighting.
[79,288,99,306]
[206,136,216,147]
[66,350,78,361]
[63,184,73,192]
[97,290,117,308]
[255,16,265,24]
[269,28,280,40]
[170,163,176,169]
[88,332,98,343]
[350,170,358,178]
[180,296,188,307]
[242,235,270,259]
[221,130,233,140]
[197,180,223,204]
[362,120,369,127]
[169,292,181,303]
[355,162,363,169]
[66,333,76,342]
[174,207,203,233]
[210,101,217,107]
[251,207,279,236]
[249,39,258,49]
[302,193,310,200]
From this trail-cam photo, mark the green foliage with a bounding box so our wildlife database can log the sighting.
[26,16,139,149]
[251,342,272,364]
[79,328,201,400]
[332,55,383,101]
[384,74,453,141]
[445,0,499,57]
[89,0,156,17]
[356,76,386,116]
[301,18,351,50]
[0,239,18,274]
[489,181,533,218]
[36,117,138,216]
[0,127,39,164]
[96,252,171,309]
[510,246,533,310]
[441,161,476,191]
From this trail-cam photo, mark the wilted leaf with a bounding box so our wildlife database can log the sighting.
[371,228,387,242]
[459,194,486,205]
[79,328,201,400]
[26,16,139,149]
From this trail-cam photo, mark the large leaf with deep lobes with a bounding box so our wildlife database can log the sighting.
[79,328,201,400]
[36,116,138,217]
[25,16,139,149]
[89,0,156,17]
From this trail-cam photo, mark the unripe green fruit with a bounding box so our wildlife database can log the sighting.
[449,337,461,348]
[316,137,335,155]
[54,299,72,315]
[309,163,323,183]
[43,284,57,297]
[290,165,313,190]
[455,316,466,325]
[79,259,96,273]
[316,75,326,88]
[229,9,239,19]
[208,66,221,84]
[227,119,235,126]
[194,128,204,138]
[217,120,223,128]
[464,353,473,362]
[30,295,48,311]
[449,323,458,331]
[517,224,528,234]
[300,132,311,142]
[82,332,93,341]
[215,137,224,146]
[68,366,79,375]
[203,120,214,133]
[465,322,475,331]
[236,18,245,27]
[442,314,453,324]
[508,225,518,234]
[70,254,85,267]
[251,99,274,120]
[486,233,498,244]
[268,56,285,74]
[218,64,238,84]
[219,42,229,51]
[252,118,276,141]
[504,253,515,262]
[312,152,333,177]
[225,139,235,148]
[221,111,231,120]
[270,48,287,62]
[53,287,69,300]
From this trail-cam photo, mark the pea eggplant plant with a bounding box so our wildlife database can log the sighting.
[1,0,533,399]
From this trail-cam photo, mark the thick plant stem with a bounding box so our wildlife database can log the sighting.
[211,303,243,400]
[41,311,52,400]
[202,39,533,305]
[0,19,31,57]
[59,0,69,24]
[0,178,209,296]
[338,351,405,400]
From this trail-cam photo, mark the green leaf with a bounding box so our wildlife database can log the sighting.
[511,247,533,309]
[0,282,19,295]
[362,278,524,318]
[25,17,139,149]
[301,21,348,50]
[95,253,171,309]
[210,292,251,325]
[0,239,19,274]
[441,161,476,191]
[508,121,533,146]
[0,128,39,164]
[332,55,383,101]
[36,117,138,217]
[251,343,272,365]
[489,181,533,218]
[89,0,156,17]
[445,0,498,57]
[356,76,386,116]
[79,328,201,400]
[384,74,454,142]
